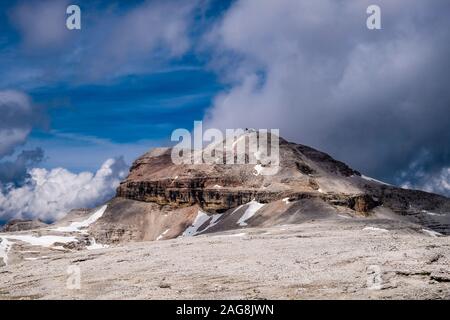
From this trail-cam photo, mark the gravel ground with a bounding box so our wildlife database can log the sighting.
[1,218,449,300]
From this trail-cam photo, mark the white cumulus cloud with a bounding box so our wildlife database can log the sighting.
[0,157,128,222]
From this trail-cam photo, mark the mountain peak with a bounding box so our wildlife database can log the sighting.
[89,136,450,243]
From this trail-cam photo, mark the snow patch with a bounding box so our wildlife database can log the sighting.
[53,205,107,233]
[282,197,291,205]
[214,232,247,238]
[237,201,265,226]
[182,210,210,236]
[231,205,244,215]
[182,210,222,237]
[202,213,222,232]
[227,232,247,237]
[86,238,109,250]
[422,229,442,237]
[421,210,445,217]
[253,164,264,176]
[0,237,12,266]
[363,227,389,232]
[361,175,391,186]
[156,229,170,241]
[212,185,222,189]
[231,135,246,149]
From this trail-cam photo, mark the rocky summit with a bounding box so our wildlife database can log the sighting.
[95,132,450,243]
[1,132,449,299]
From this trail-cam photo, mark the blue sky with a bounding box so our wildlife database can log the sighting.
[0,0,233,172]
[25,66,222,171]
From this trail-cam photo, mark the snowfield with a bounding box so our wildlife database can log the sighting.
[0,206,109,266]
[182,210,223,237]
[0,234,77,266]
[237,201,265,226]
[2,235,77,247]
[53,205,107,233]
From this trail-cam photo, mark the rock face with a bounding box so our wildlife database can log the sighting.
[116,135,363,212]
[93,131,450,242]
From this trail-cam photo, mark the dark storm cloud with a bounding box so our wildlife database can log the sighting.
[0,90,46,158]
[0,90,47,187]
[0,148,44,186]
[203,0,450,196]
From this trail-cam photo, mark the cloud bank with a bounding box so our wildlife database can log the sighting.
[0,90,48,189]
[5,0,199,84]
[0,90,44,157]
[0,157,128,223]
[0,148,44,186]
[203,0,450,196]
